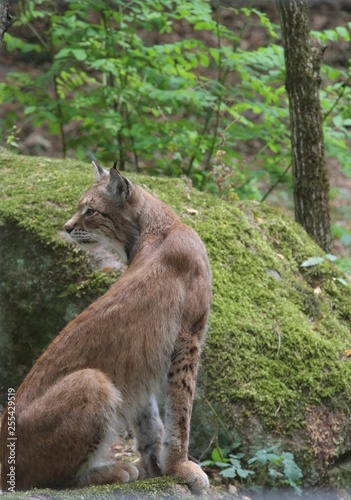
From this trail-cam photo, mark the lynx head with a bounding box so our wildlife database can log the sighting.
[64,154,139,262]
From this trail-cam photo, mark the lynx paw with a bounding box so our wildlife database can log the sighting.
[114,461,139,483]
[135,461,147,479]
[169,460,209,492]
[136,454,162,478]
[90,461,139,485]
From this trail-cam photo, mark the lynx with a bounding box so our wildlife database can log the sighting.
[0,155,212,493]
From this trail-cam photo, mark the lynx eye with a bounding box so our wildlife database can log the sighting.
[85,208,98,217]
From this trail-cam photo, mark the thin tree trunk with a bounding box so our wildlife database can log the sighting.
[0,0,11,48]
[276,0,331,252]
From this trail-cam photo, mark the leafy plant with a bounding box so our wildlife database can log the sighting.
[0,1,350,203]
[201,443,303,494]
[201,442,254,481]
[300,253,349,286]
[5,125,20,153]
[0,0,286,194]
[248,445,303,494]
[300,254,337,268]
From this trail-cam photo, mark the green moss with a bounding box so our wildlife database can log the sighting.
[2,152,351,483]
[0,153,121,294]
[0,477,185,499]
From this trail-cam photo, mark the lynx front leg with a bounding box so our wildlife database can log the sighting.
[133,395,164,478]
[161,332,209,492]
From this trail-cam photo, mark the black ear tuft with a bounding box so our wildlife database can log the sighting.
[88,151,109,180]
[112,160,118,170]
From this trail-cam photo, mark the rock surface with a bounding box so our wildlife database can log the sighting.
[1,152,351,489]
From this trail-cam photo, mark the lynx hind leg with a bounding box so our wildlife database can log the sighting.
[161,332,209,492]
[15,369,138,489]
[72,370,139,486]
[133,395,164,478]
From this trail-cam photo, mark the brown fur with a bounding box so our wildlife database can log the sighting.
[0,163,211,492]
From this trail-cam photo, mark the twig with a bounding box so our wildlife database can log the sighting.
[53,75,67,158]
[204,395,233,441]
[323,74,351,122]
[260,161,291,202]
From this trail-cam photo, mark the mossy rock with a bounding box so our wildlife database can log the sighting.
[0,477,191,499]
[1,151,351,489]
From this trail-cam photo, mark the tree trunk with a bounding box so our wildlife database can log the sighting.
[0,0,11,48]
[276,0,331,252]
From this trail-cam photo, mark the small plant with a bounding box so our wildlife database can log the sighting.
[248,445,303,495]
[5,125,20,153]
[201,443,303,494]
[300,253,349,286]
[201,442,254,480]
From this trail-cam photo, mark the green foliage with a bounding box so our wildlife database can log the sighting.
[0,1,350,200]
[201,443,303,494]
[0,0,284,196]
[300,253,349,286]
[300,254,337,267]
[248,446,303,494]
[5,125,20,153]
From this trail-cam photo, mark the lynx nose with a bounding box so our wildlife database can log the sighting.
[65,214,79,234]
[64,222,73,234]
[64,217,76,234]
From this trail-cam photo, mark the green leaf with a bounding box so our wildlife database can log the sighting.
[236,468,254,478]
[333,114,344,128]
[300,257,324,268]
[4,33,42,53]
[323,29,338,42]
[194,21,213,31]
[220,467,237,478]
[200,460,213,466]
[198,52,210,68]
[56,48,72,59]
[335,26,350,41]
[282,453,303,482]
[48,121,61,134]
[229,452,245,460]
[71,49,87,61]
[23,105,37,115]
[215,461,230,468]
[336,277,349,286]
[211,447,225,462]
[269,468,283,478]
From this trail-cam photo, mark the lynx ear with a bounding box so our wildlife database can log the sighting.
[88,151,109,181]
[108,164,132,201]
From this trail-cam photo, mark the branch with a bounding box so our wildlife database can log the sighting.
[261,162,292,203]
[323,74,351,122]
